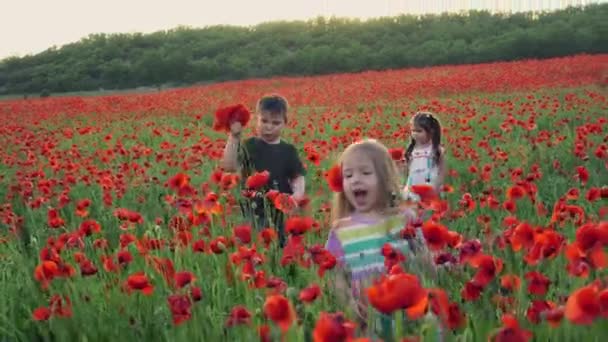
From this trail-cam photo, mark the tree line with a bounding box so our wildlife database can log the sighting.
[0,4,606,95]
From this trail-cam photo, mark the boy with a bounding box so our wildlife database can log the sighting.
[221,94,306,247]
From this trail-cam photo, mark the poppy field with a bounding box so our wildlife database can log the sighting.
[0,54,607,341]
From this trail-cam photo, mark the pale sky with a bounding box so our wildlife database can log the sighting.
[2,0,605,59]
[1,0,391,59]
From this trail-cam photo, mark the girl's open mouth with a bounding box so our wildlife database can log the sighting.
[353,189,368,204]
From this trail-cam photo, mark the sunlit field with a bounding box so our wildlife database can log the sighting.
[0,54,606,341]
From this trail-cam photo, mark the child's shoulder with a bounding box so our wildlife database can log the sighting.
[330,216,376,232]
[242,136,258,147]
[384,205,417,221]
[244,137,292,150]
[331,211,414,231]
[330,217,355,230]
[278,139,297,150]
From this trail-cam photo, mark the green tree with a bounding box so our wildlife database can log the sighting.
[0,4,606,95]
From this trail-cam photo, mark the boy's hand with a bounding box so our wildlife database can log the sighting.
[230,121,242,138]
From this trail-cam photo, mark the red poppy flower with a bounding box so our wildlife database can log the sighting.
[565,283,603,325]
[325,164,343,192]
[461,281,483,302]
[220,173,239,190]
[574,166,589,185]
[307,150,321,166]
[381,243,407,271]
[503,200,516,213]
[210,169,223,183]
[366,272,428,317]
[75,198,92,217]
[285,216,314,235]
[225,305,252,327]
[126,272,154,295]
[47,208,65,228]
[117,250,133,266]
[258,228,278,248]
[524,271,551,296]
[506,185,526,201]
[500,274,521,292]
[526,300,555,324]
[167,294,192,325]
[388,147,404,161]
[32,307,52,321]
[459,193,476,212]
[194,194,223,215]
[273,193,298,214]
[299,284,322,304]
[79,259,98,276]
[191,286,203,302]
[312,311,356,342]
[213,104,251,132]
[246,171,270,190]
[421,220,450,251]
[210,236,229,254]
[174,271,196,288]
[445,302,467,330]
[78,219,101,236]
[510,222,535,252]
[428,288,467,330]
[410,184,439,203]
[192,239,206,253]
[258,325,271,342]
[168,173,190,190]
[489,314,533,342]
[585,187,601,201]
[545,307,565,327]
[575,222,608,251]
[263,294,296,332]
[469,254,503,287]
[34,260,59,283]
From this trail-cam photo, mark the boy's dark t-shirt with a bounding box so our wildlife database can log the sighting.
[238,137,306,217]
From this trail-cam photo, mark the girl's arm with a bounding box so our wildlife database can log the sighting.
[437,146,447,189]
[400,158,408,180]
[325,224,366,320]
[330,266,367,323]
[399,158,409,198]
[402,211,437,282]
[413,229,438,282]
[325,230,350,302]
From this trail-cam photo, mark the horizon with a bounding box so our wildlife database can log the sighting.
[1,0,606,60]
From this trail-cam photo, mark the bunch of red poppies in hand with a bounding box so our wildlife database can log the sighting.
[213,104,251,132]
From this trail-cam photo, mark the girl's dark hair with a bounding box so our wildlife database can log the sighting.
[405,111,442,166]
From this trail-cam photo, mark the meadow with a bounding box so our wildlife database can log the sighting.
[0,54,607,341]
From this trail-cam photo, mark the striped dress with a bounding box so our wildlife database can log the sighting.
[325,210,422,300]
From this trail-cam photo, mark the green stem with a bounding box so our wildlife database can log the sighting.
[395,310,404,339]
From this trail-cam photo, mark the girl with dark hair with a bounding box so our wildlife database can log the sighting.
[403,111,447,202]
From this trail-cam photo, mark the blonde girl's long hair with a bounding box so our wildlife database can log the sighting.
[331,139,402,225]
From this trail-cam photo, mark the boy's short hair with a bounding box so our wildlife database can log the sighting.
[256,94,289,123]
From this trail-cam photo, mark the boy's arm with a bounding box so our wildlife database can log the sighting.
[220,134,240,172]
[220,122,245,172]
[288,145,307,200]
[290,176,306,201]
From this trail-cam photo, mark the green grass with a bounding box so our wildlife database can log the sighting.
[0,85,606,341]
